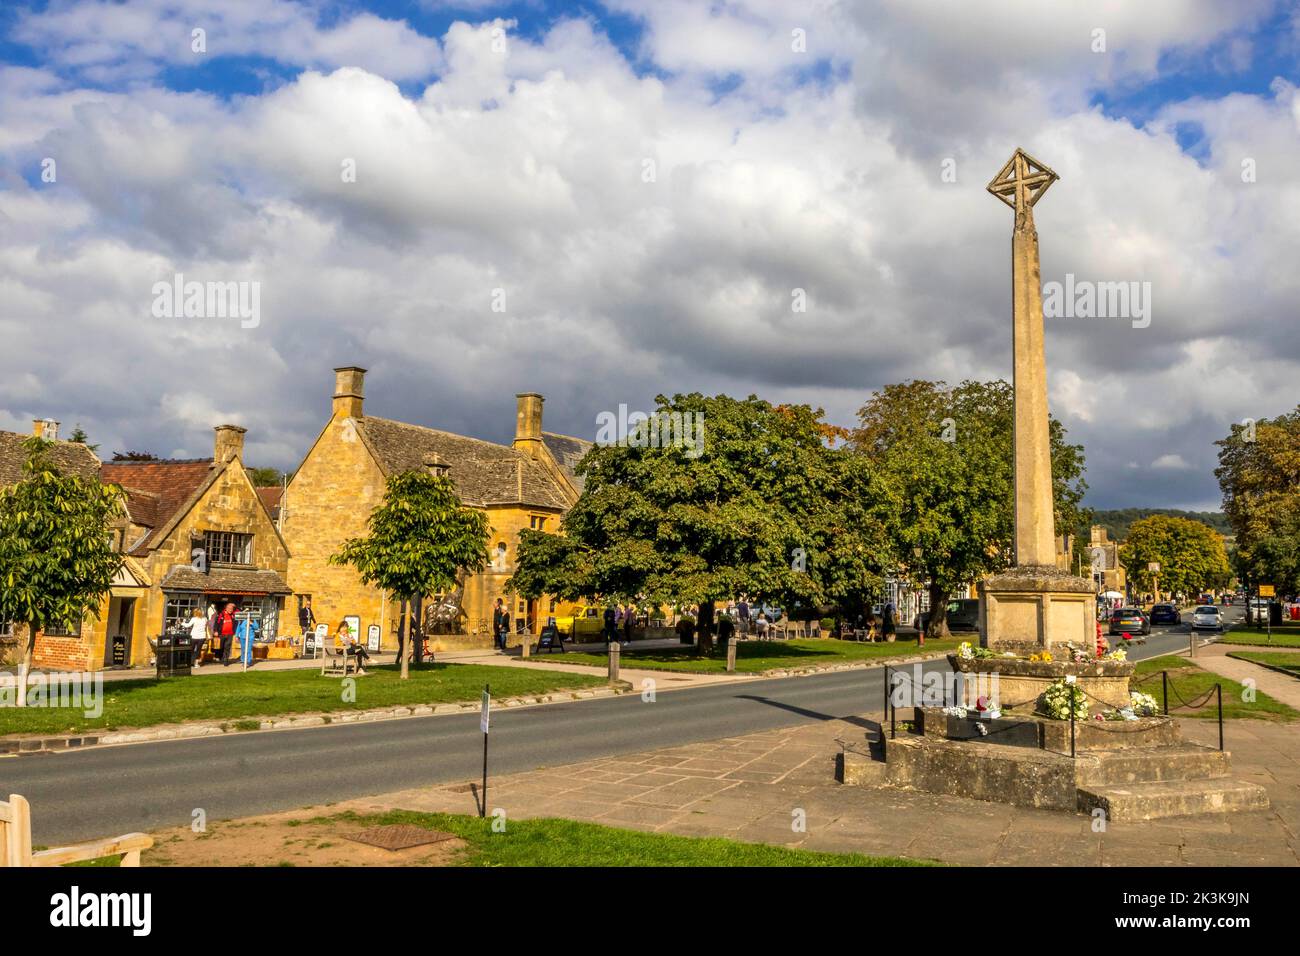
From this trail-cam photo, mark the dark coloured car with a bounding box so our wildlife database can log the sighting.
[1149,603,1181,625]
[1109,607,1151,636]
[914,598,980,632]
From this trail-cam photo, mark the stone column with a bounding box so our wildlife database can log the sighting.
[1010,202,1058,568]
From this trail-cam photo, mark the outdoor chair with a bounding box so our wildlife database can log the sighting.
[2,794,151,867]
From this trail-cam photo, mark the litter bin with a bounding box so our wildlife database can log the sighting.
[1269,602,1284,627]
[156,631,193,677]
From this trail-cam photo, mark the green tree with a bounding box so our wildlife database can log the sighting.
[1118,515,1232,600]
[1215,407,1300,595]
[509,394,886,650]
[68,424,100,454]
[853,380,1088,638]
[247,467,283,486]
[331,470,489,678]
[0,438,125,701]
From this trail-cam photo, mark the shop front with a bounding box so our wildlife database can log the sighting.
[159,567,294,663]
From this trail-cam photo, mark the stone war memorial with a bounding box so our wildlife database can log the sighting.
[841,149,1269,822]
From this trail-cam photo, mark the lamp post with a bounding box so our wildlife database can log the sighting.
[913,545,925,646]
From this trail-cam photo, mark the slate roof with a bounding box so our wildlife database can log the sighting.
[100,459,217,553]
[356,417,572,510]
[256,486,283,520]
[542,431,592,492]
[160,566,292,595]
[0,430,101,485]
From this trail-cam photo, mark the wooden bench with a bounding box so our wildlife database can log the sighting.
[320,641,359,677]
[2,794,151,867]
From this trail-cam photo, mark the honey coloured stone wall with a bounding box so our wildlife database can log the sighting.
[281,415,390,645]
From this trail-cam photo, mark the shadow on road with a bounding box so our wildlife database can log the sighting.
[735,694,876,730]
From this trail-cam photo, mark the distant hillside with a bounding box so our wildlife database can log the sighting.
[1088,508,1231,541]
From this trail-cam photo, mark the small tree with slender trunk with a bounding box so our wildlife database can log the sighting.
[0,438,124,703]
[331,470,489,679]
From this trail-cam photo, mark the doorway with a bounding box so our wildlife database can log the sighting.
[104,597,136,667]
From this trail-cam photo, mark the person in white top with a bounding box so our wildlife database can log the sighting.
[185,608,209,666]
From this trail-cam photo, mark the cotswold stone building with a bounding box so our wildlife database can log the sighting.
[2,420,289,670]
[280,367,589,650]
[92,425,291,668]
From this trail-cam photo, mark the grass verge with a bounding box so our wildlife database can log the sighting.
[1226,650,1300,680]
[0,662,605,737]
[1132,655,1298,720]
[528,636,963,674]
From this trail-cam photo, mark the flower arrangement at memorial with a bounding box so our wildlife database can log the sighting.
[1040,678,1087,719]
[1098,691,1159,722]
[1106,646,1127,661]
[956,641,996,661]
[1029,650,1053,662]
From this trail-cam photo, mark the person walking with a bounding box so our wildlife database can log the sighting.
[736,598,750,636]
[603,605,617,643]
[185,608,210,666]
[881,602,897,643]
[500,604,511,649]
[212,602,238,666]
[235,611,260,668]
[623,602,636,644]
[298,597,316,638]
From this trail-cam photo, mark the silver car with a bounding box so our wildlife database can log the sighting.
[1191,605,1223,631]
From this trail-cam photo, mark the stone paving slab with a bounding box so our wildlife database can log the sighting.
[346,711,1300,866]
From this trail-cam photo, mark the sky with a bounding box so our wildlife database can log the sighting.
[1,0,1297,511]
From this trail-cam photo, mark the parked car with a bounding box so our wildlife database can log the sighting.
[914,598,980,632]
[1149,603,1181,625]
[1191,605,1223,632]
[1109,607,1151,636]
[554,604,606,639]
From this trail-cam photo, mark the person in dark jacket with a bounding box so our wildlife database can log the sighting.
[492,598,505,650]
[603,605,617,643]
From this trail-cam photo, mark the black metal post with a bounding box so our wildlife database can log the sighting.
[1162,670,1168,715]
[1217,683,1223,752]
[883,665,890,718]
[890,670,896,740]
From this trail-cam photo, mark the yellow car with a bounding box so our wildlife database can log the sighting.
[555,605,606,638]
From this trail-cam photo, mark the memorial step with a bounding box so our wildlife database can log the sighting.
[1075,745,1230,787]
[1077,778,1269,822]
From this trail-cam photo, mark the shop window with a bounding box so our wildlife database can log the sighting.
[164,594,203,632]
[204,530,253,565]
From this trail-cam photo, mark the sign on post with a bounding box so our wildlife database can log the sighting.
[1259,585,1275,597]
[479,684,490,818]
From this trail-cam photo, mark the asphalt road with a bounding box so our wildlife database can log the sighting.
[1,615,1230,845]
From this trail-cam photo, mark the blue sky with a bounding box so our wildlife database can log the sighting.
[1,1,1298,511]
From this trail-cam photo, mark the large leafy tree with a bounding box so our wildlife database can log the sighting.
[509,394,886,648]
[853,380,1088,638]
[332,470,489,677]
[1119,514,1232,599]
[0,438,125,701]
[1215,407,1300,596]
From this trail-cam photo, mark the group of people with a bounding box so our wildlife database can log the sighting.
[602,604,639,643]
[299,598,372,672]
[183,602,255,667]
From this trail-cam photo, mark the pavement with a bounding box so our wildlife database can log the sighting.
[1190,640,1300,710]
[191,712,1300,866]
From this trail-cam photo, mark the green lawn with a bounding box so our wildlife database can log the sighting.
[0,663,605,737]
[1227,650,1300,679]
[1219,620,1300,648]
[1132,655,1298,721]
[530,635,962,674]
[292,810,934,867]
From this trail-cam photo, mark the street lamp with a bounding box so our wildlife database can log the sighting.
[913,545,925,647]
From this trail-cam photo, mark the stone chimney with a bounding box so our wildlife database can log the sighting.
[214,424,247,464]
[333,366,366,419]
[32,419,60,441]
[423,452,451,479]
[514,393,543,458]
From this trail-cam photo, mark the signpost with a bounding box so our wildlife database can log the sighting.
[479,684,490,818]
[1259,585,1275,641]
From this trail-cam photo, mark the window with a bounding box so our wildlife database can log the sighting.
[529,515,548,531]
[45,617,82,637]
[164,594,203,632]
[493,542,508,570]
[204,530,253,565]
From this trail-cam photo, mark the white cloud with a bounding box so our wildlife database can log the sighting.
[0,4,1295,509]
